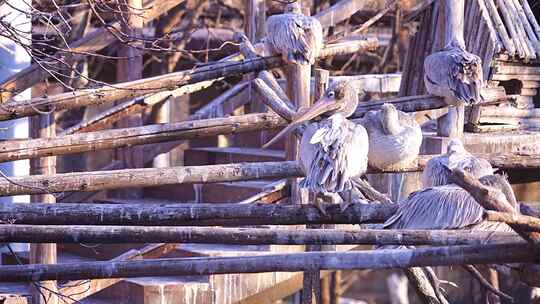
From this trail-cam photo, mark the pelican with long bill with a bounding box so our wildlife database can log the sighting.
[263,82,369,214]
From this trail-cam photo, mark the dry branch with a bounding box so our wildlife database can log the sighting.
[0,0,183,101]
[484,211,540,232]
[0,225,522,245]
[451,169,540,247]
[0,202,395,226]
[1,243,538,282]
[315,0,388,28]
[0,113,285,163]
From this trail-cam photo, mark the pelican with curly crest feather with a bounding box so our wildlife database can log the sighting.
[262,82,368,213]
[422,139,494,188]
[265,2,323,65]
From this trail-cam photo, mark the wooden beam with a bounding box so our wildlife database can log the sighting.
[0,202,396,226]
[0,0,183,101]
[0,113,286,163]
[1,243,538,282]
[0,225,522,246]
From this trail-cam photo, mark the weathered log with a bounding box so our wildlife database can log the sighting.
[0,161,302,196]
[0,40,375,121]
[0,225,522,245]
[0,0,183,101]
[484,210,540,232]
[0,202,395,226]
[253,78,295,121]
[0,113,286,163]
[451,169,540,247]
[1,243,538,282]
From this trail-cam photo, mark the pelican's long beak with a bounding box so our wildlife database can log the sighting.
[262,97,340,149]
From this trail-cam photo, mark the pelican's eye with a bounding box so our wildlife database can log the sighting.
[327,91,335,98]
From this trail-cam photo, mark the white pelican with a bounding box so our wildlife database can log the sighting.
[265,2,323,65]
[263,82,368,213]
[422,139,494,188]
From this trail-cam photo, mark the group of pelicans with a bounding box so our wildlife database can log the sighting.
[259,2,519,235]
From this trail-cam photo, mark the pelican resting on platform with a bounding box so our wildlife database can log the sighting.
[262,82,368,213]
[265,2,323,65]
[361,103,422,171]
[422,139,494,188]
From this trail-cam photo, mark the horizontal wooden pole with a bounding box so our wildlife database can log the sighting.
[1,243,538,282]
[0,113,285,163]
[0,225,522,245]
[0,161,302,196]
[0,202,395,226]
[0,151,539,196]
[0,201,536,227]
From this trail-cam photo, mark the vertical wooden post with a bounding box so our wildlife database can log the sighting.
[115,0,144,197]
[436,0,466,138]
[487,268,501,304]
[330,271,342,304]
[29,113,57,304]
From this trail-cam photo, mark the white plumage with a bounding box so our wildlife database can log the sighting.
[265,2,323,65]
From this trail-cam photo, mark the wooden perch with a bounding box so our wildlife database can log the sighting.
[253,78,296,121]
[0,0,182,101]
[1,243,538,282]
[450,169,540,247]
[484,211,540,232]
[0,161,303,196]
[0,113,286,163]
[0,225,522,246]
[0,202,395,226]
[1,201,537,227]
[315,0,388,29]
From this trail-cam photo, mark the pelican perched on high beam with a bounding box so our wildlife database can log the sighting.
[422,139,494,188]
[424,0,483,106]
[262,82,368,213]
[265,2,323,65]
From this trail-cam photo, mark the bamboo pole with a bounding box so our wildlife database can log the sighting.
[0,0,182,101]
[0,40,375,122]
[0,202,396,226]
[29,110,57,304]
[1,243,538,282]
[0,225,522,245]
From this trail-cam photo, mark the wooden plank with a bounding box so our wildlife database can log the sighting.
[1,243,538,282]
